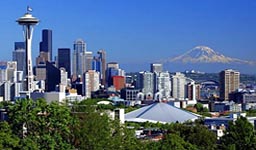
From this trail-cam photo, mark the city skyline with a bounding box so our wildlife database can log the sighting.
[1,1,256,73]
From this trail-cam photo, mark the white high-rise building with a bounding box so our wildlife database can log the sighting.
[156,71,171,98]
[83,70,100,98]
[141,71,154,98]
[171,72,196,102]
[171,72,186,100]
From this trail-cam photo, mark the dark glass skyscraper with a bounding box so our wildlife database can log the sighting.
[58,48,71,78]
[13,42,25,72]
[97,50,106,86]
[40,29,52,61]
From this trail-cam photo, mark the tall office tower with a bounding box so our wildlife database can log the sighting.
[83,70,100,98]
[17,9,39,96]
[219,69,240,100]
[85,51,93,71]
[150,63,163,73]
[171,72,186,99]
[98,50,106,85]
[156,71,171,98]
[72,39,87,77]
[58,48,71,78]
[141,71,154,98]
[40,29,52,61]
[13,42,25,72]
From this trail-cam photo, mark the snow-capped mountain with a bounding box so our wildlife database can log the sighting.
[165,46,254,65]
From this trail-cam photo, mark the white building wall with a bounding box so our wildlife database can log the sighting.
[157,71,171,98]
[171,72,186,100]
[142,71,154,96]
[83,70,100,98]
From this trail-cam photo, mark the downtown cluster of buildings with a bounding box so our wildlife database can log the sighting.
[0,11,256,114]
[0,29,255,111]
[1,28,125,102]
[2,28,198,106]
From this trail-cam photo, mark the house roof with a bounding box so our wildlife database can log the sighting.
[125,102,200,124]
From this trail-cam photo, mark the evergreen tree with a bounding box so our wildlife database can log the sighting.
[220,116,256,150]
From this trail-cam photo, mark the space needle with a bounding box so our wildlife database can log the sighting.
[16,7,39,97]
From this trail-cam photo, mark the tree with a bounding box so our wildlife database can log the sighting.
[71,100,144,150]
[220,116,256,150]
[0,121,20,149]
[160,134,197,150]
[168,123,217,150]
[8,98,73,149]
[195,103,208,112]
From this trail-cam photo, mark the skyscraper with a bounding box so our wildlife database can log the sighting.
[171,72,185,99]
[219,69,240,100]
[58,48,71,78]
[40,29,52,61]
[141,71,154,98]
[84,51,93,71]
[156,71,171,98]
[13,42,25,72]
[97,49,106,86]
[72,39,86,77]
[171,72,196,102]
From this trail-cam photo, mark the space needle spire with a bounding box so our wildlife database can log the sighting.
[16,7,39,98]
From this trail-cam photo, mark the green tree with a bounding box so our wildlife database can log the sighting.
[71,101,144,150]
[0,121,20,149]
[220,116,256,150]
[168,123,217,150]
[195,103,209,112]
[160,134,197,150]
[8,98,73,149]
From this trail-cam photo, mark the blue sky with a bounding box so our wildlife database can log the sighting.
[1,0,256,72]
